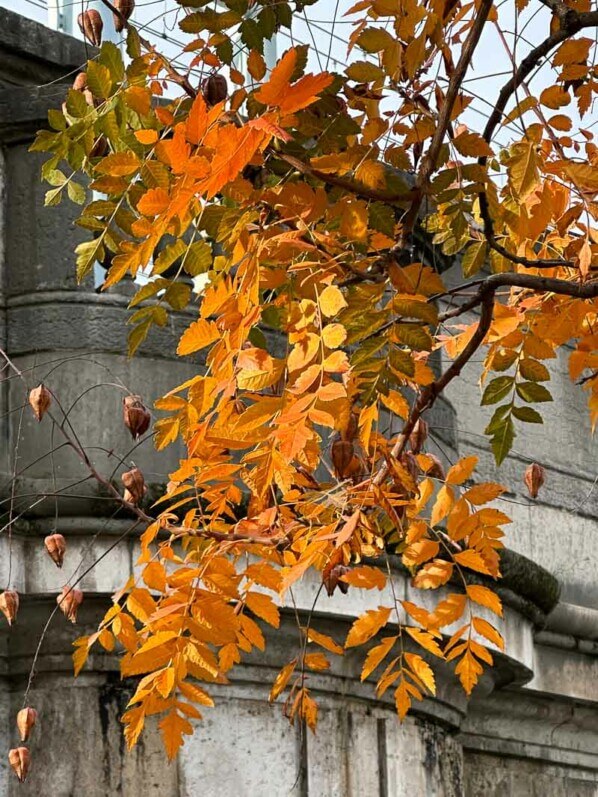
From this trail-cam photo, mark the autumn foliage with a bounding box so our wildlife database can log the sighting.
[13,0,598,768]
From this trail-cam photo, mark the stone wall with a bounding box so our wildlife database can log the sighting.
[0,9,597,796]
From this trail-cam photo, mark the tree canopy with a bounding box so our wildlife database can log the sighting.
[8,0,598,773]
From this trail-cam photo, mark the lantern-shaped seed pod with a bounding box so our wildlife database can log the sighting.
[331,438,354,480]
[8,747,30,783]
[72,73,88,92]
[57,586,83,624]
[323,564,350,597]
[123,395,151,440]
[0,590,19,626]
[29,384,51,422]
[44,534,67,568]
[77,10,103,47]
[16,708,38,743]
[121,467,147,505]
[524,462,545,499]
[409,418,428,454]
[426,453,446,481]
[201,74,228,106]
[113,0,136,33]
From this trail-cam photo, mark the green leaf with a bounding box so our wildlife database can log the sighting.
[512,406,543,423]
[519,358,550,382]
[67,181,86,205]
[484,404,511,435]
[75,238,103,281]
[153,240,188,275]
[65,89,91,119]
[516,382,552,403]
[357,28,394,53]
[184,241,213,276]
[389,347,415,378]
[370,202,395,236]
[491,416,515,465]
[98,41,125,83]
[45,186,64,206]
[87,61,112,99]
[393,324,433,351]
[461,240,487,277]
[481,376,514,405]
[346,62,385,82]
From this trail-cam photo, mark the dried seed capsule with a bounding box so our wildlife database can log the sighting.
[29,384,51,422]
[524,462,545,499]
[323,564,350,597]
[44,534,66,568]
[90,135,109,159]
[72,73,88,92]
[57,586,83,624]
[8,747,30,783]
[201,74,228,106]
[426,453,446,481]
[123,395,151,440]
[409,418,428,454]
[121,467,147,504]
[331,438,354,480]
[16,708,37,743]
[77,10,103,46]
[0,591,19,626]
[113,0,135,32]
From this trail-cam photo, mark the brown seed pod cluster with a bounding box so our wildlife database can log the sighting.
[409,418,428,455]
[201,74,228,106]
[57,586,83,624]
[113,0,135,32]
[77,9,103,46]
[16,708,37,743]
[44,533,67,568]
[524,462,545,499]
[29,384,51,422]
[123,395,151,440]
[122,467,147,504]
[0,590,19,626]
[323,563,350,597]
[8,747,30,783]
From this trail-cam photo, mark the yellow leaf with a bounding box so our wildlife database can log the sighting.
[341,565,386,590]
[320,285,348,318]
[430,484,454,527]
[453,130,493,158]
[394,679,411,720]
[404,627,444,658]
[142,561,167,592]
[304,652,330,671]
[96,151,141,177]
[245,592,280,628]
[134,129,159,145]
[466,585,503,617]
[159,709,193,760]
[445,455,478,485]
[380,390,409,419]
[305,628,344,656]
[472,616,504,649]
[269,659,297,701]
[453,549,493,575]
[402,538,439,568]
[177,319,220,355]
[248,49,266,80]
[455,649,483,695]
[507,141,540,200]
[73,636,91,676]
[463,482,504,505]
[411,560,453,589]
[404,652,436,695]
[345,606,392,648]
[322,323,347,349]
[361,635,397,681]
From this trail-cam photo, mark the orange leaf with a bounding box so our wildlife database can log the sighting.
[361,635,397,681]
[445,455,478,485]
[345,606,391,648]
[453,549,493,575]
[245,592,280,628]
[466,585,503,617]
[341,565,386,590]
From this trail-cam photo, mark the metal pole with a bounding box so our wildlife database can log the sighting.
[48,0,73,34]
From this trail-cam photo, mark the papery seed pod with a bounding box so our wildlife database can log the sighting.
[121,467,146,504]
[113,0,135,32]
[57,586,83,624]
[400,451,420,484]
[524,462,545,499]
[409,418,428,454]
[8,747,30,783]
[29,384,51,422]
[426,453,446,481]
[72,73,88,92]
[323,564,350,597]
[90,135,109,159]
[44,534,66,568]
[0,591,19,626]
[16,708,37,743]
[77,10,103,46]
[201,74,228,106]
[123,395,151,440]
[331,437,354,480]
[341,411,359,442]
